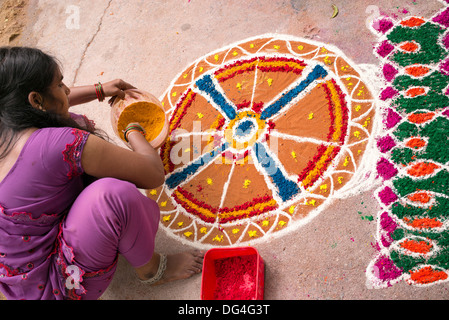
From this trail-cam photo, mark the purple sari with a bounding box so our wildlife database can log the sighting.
[0,116,159,300]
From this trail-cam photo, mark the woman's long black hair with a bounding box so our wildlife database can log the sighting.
[0,46,101,160]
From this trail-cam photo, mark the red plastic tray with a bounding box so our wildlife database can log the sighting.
[201,247,264,300]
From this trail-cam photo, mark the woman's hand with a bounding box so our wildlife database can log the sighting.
[68,79,139,107]
[101,79,139,105]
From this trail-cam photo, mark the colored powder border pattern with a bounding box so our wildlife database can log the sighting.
[367,0,449,288]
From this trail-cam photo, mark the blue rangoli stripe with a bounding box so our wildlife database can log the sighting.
[166,143,229,190]
[253,142,300,202]
[260,64,328,120]
[195,74,237,120]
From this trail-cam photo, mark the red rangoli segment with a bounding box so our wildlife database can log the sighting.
[219,195,278,224]
[214,56,307,83]
[167,89,196,134]
[173,187,277,224]
[298,145,341,189]
[322,79,349,145]
[173,187,217,223]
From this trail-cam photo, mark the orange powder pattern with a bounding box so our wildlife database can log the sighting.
[407,112,435,124]
[400,17,426,27]
[406,162,440,177]
[409,266,448,285]
[405,65,430,77]
[404,217,443,229]
[400,239,433,254]
[406,137,427,149]
[406,87,426,97]
[407,192,431,203]
[400,41,419,52]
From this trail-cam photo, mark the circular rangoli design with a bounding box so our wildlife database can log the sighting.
[147,34,377,248]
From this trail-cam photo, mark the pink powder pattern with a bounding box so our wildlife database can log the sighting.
[378,186,398,206]
[377,135,396,153]
[440,58,449,76]
[384,108,402,129]
[443,108,449,118]
[383,64,399,82]
[373,18,394,34]
[376,158,398,180]
[376,40,395,58]
[432,6,449,27]
[373,255,403,284]
[380,87,399,101]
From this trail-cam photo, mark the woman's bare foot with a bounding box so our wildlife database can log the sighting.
[135,250,204,285]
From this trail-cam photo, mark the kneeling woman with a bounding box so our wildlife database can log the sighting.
[0,47,203,300]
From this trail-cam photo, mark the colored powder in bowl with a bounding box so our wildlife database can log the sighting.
[213,255,257,300]
[117,102,165,142]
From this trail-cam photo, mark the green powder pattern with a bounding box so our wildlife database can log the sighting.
[387,22,446,66]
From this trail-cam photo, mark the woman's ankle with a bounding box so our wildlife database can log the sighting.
[135,252,160,280]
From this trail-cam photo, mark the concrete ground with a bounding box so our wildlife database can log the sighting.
[3,0,449,300]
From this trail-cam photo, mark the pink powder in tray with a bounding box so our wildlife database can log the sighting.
[213,255,257,300]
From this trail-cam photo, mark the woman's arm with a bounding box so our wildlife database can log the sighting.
[81,130,165,189]
[68,79,137,107]
[68,85,97,106]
